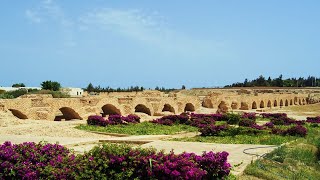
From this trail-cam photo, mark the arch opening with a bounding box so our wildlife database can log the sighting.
[231,102,239,110]
[290,99,293,105]
[202,99,213,108]
[267,100,272,108]
[294,97,298,105]
[285,100,289,106]
[299,99,302,105]
[240,102,249,110]
[135,104,151,115]
[56,107,82,121]
[302,99,306,105]
[162,104,175,113]
[102,104,121,116]
[260,101,265,108]
[217,101,228,113]
[252,101,257,109]
[184,103,195,112]
[274,100,278,107]
[9,109,28,119]
[280,100,284,106]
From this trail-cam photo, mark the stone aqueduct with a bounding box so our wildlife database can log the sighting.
[0,89,315,121]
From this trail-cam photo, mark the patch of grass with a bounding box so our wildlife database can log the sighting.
[172,133,298,145]
[173,124,320,145]
[243,140,320,180]
[75,122,198,135]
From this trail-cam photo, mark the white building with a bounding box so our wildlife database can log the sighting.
[60,87,84,97]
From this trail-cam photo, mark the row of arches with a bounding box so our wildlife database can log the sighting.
[214,97,308,111]
[9,103,196,120]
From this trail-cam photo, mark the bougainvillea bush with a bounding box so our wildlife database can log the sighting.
[261,113,288,119]
[306,116,320,123]
[87,115,108,127]
[271,125,307,137]
[75,143,231,180]
[87,114,141,127]
[0,141,76,179]
[200,124,229,136]
[0,142,231,180]
[241,112,257,120]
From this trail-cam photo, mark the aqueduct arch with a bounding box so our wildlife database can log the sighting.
[231,102,239,110]
[240,102,249,110]
[9,109,28,119]
[135,104,151,115]
[267,100,272,108]
[252,101,257,109]
[290,99,293,105]
[280,100,284,106]
[102,104,121,116]
[184,103,195,112]
[202,99,213,108]
[260,101,265,108]
[58,107,82,120]
[285,99,289,106]
[162,104,175,113]
[274,100,278,107]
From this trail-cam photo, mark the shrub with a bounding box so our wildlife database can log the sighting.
[108,115,126,125]
[0,141,76,179]
[30,90,70,98]
[223,113,241,125]
[272,125,307,137]
[306,116,320,124]
[239,119,256,127]
[285,125,307,137]
[122,114,140,123]
[75,143,231,179]
[200,124,228,136]
[0,142,232,179]
[241,112,257,120]
[152,115,189,126]
[264,122,274,128]
[0,89,28,99]
[87,115,108,126]
[261,113,287,119]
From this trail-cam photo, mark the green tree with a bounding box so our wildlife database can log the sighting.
[12,83,25,87]
[182,85,186,89]
[86,83,94,92]
[41,81,61,91]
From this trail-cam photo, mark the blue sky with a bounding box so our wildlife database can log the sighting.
[0,0,319,88]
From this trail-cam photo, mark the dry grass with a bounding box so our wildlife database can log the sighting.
[281,103,320,116]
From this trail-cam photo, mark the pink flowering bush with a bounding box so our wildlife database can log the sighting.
[271,125,307,137]
[261,113,288,119]
[87,114,141,127]
[306,116,320,123]
[152,115,189,126]
[200,124,228,136]
[87,115,108,126]
[0,142,232,179]
[75,144,232,179]
[241,112,257,120]
[0,141,76,179]
[239,119,256,127]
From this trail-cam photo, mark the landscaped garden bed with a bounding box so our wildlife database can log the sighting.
[0,141,232,179]
[78,113,320,145]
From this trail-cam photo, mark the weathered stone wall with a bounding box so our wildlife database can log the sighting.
[0,89,318,120]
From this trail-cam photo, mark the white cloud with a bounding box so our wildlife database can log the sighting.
[79,8,225,57]
[25,0,76,47]
[25,9,41,23]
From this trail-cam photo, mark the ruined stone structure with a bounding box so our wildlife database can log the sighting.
[0,88,319,121]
